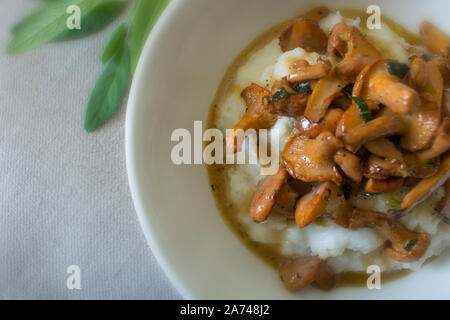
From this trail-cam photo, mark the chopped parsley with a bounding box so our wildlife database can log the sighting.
[293,81,312,94]
[271,87,291,101]
[349,96,373,123]
[403,239,418,251]
[386,61,410,79]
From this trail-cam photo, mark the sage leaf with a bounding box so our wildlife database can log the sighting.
[56,0,127,41]
[349,96,373,123]
[386,61,410,79]
[102,23,127,64]
[271,87,291,101]
[7,0,125,54]
[129,0,169,72]
[85,44,131,132]
[293,81,312,94]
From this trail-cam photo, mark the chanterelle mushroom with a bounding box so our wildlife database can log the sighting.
[296,108,344,138]
[295,181,336,227]
[287,59,332,83]
[419,21,450,59]
[364,155,408,180]
[279,256,337,292]
[416,117,450,164]
[366,177,404,194]
[250,166,290,222]
[333,149,363,182]
[349,209,431,262]
[304,68,347,123]
[356,60,421,115]
[269,78,309,117]
[282,131,343,185]
[226,83,278,153]
[401,60,443,152]
[328,23,381,82]
[365,138,405,165]
[343,115,406,153]
[393,152,450,216]
[279,19,328,53]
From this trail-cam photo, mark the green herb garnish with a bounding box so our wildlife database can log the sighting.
[102,23,128,64]
[85,44,131,131]
[293,81,312,94]
[386,61,410,79]
[442,217,450,225]
[388,199,401,208]
[271,87,291,101]
[7,0,169,132]
[421,53,431,61]
[403,239,418,251]
[349,96,373,123]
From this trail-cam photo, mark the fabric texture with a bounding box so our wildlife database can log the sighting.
[0,0,180,299]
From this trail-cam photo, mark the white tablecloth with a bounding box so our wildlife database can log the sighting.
[0,0,180,299]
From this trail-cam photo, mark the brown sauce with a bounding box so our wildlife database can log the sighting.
[206,8,421,288]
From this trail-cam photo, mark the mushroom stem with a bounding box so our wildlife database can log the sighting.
[349,209,430,262]
[304,68,347,123]
[295,181,336,227]
[279,256,337,292]
[366,177,404,194]
[416,118,450,164]
[250,166,290,222]
[287,60,331,82]
[343,115,405,153]
[368,71,421,115]
[333,149,363,182]
[395,152,450,215]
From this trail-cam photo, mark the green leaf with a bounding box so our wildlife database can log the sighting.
[271,87,291,101]
[349,96,373,123]
[85,44,131,132]
[7,0,125,54]
[293,81,312,94]
[56,0,126,41]
[129,0,169,73]
[102,23,128,64]
[386,61,410,79]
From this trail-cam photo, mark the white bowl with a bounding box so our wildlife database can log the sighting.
[126,0,450,299]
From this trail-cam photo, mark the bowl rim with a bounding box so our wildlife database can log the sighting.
[125,0,191,299]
